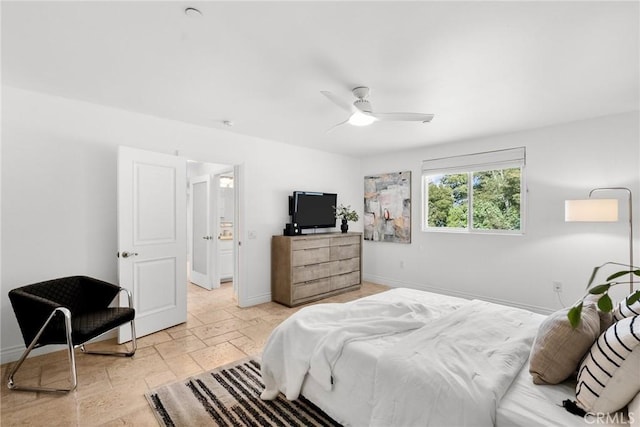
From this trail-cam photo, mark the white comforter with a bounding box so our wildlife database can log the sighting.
[261,289,540,426]
[370,299,541,427]
[260,289,463,400]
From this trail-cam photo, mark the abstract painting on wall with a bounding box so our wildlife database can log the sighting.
[364,171,411,243]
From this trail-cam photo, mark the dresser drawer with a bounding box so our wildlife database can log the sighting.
[292,247,330,266]
[330,243,360,261]
[272,233,362,307]
[292,262,332,283]
[330,271,360,290]
[331,257,360,275]
[291,238,331,251]
[293,278,331,301]
[330,235,361,246]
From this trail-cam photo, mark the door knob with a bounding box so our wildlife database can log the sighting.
[121,251,139,258]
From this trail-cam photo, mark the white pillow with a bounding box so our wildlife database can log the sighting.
[613,297,640,321]
[576,316,640,414]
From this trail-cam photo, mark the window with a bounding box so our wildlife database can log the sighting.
[422,147,526,234]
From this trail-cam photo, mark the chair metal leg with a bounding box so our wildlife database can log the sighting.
[79,288,137,357]
[79,319,137,357]
[7,307,77,393]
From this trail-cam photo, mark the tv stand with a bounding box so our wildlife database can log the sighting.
[271,232,362,307]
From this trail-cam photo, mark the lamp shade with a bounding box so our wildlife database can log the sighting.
[565,199,619,222]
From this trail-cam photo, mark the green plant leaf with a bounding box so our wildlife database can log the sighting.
[627,290,640,305]
[633,269,640,277]
[597,294,614,312]
[586,266,601,289]
[588,284,611,295]
[568,303,583,329]
[606,270,632,281]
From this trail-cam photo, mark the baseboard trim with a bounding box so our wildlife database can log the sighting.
[1,343,65,365]
[1,331,117,365]
[242,292,272,308]
[363,273,554,316]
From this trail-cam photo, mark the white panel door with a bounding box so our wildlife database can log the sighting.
[117,146,187,342]
[189,174,220,289]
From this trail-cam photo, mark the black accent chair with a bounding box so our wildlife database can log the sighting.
[7,276,137,392]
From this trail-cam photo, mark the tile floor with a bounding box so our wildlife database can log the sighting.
[0,281,388,426]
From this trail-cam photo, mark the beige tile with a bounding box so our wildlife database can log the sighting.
[1,392,84,426]
[190,342,247,371]
[0,386,40,412]
[164,353,203,380]
[106,353,170,387]
[164,314,205,332]
[260,312,290,327]
[228,306,270,321]
[190,317,254,341]
[202,330,244,347]
[3,362,42,384]
[41,363,108,388]
[166,328,192,339]
[77,379,150,427]
[134,331,173,349]
[256,301,292,315]
[239,321,275,344]
[98,406,158,427]
[155,335,206,360]
[190,308,235,325]
[229,335,263,357]
[129,345,160,359]
[144,369,177,389]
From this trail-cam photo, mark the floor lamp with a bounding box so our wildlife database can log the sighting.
[565,187,634,293]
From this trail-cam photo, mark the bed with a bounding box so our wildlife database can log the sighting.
[260,288,636,426]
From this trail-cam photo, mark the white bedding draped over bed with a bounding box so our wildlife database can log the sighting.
[260,288,543,426]
[369,300,541,427]
[260,296,456,400]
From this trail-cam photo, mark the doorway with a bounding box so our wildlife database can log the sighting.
[118,147,244,342]
[187,160,237,299]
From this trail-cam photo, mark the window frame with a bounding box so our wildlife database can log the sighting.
[421,148,526,235]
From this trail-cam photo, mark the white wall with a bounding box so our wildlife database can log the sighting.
[1,86,362,362]
[362,112,639,314]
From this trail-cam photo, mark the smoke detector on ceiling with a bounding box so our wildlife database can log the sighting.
[184,7,202,17]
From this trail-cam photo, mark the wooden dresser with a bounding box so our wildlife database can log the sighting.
[271,232,362,307]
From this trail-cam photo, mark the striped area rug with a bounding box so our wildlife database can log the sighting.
[146,358,342,427]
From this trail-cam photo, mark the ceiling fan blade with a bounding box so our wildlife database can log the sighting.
[326,117,350,133]
[371,112,435,123]
[321,91,354,113]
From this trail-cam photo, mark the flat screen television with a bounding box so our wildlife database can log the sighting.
[291,191,337,230]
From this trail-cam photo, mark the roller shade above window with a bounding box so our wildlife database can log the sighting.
[421,147,526,175]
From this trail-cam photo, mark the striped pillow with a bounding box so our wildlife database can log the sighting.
[576,316,640,413]
[613,297,640,321]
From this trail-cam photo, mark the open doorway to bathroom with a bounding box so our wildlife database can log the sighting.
[187,160,237,299]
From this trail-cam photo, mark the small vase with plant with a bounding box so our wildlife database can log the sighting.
[568,262,640,327]
[334,204,359,233]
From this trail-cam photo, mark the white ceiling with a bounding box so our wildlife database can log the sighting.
[2,1,638,157]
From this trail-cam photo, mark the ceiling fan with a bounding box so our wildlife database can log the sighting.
[321,86,434,131]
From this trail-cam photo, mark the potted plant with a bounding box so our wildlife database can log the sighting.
[334,204,359,233]
[568,262,640,327]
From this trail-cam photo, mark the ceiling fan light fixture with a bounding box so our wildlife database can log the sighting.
[321,86,434,130]
[348,111,376,126]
